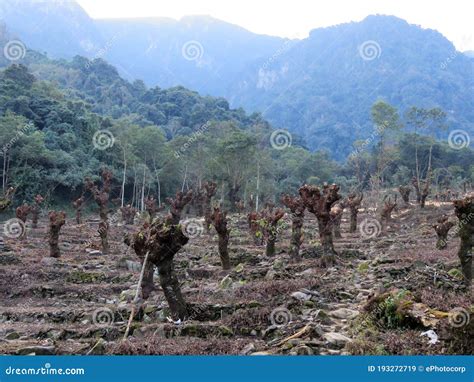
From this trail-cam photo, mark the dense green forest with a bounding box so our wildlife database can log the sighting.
[0,54,472,209]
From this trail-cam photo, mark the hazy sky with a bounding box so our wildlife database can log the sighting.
[77,0,473,51]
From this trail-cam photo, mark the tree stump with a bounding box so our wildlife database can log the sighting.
[247,211,263,245]
[48,211,66,258]
[125,219,190,319]
[379,195,397,234]
[347,192,363,233]
[72,195,84,224]
[261,206,285,257]
[85,169,112,254]
[202,182,217,234]
[15,203,31,239]
[31,194,44,228]
[453,195,473,286]
[210,207,230,269]
[299,183,341,266]
[281,194,305,260]
[120,204,137,225]
[432,215,455,250]
[398,185,411,205]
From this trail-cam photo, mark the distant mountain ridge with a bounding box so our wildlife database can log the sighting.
[1,0,472,159]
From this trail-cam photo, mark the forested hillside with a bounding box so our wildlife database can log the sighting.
[1,1,472,158]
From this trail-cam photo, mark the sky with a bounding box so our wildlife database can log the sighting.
[76,0,474,51]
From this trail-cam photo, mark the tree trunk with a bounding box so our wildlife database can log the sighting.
[289,216,303,260]
[453,196,473,286]
[266,237,276,257]
[218,233,230,269]
[157,258,188,320]
[318,216,337,266]
[349,209,358,233]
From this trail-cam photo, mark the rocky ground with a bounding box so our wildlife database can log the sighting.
[0,201,472,355]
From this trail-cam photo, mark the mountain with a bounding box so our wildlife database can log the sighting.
[1,1,472,159]
[227,15,474,157]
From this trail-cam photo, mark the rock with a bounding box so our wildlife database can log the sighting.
[234,263,244,273]
[329,308,359,320]
[5,331,20,340]
[120,289,135,302]
[17,345,55,355]
[126,260,141,272]
[89,250,103,256]
[219,275,233,289]
[240,343,256,355]
[40,257,58,266]
[218,325,233,336]
[291,292,311,301]
[264,269,276,280]
[250,351,272,355]
[323,332,352,348]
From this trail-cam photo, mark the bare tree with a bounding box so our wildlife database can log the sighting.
[202,181,217,234]
[72,195,84,224]
[85,169,113,254]
[125,219,190,319]
[210,207,230,269]
[31,194,44,228]
[379,195,397,234]
[299,183,341,266]
[281,194,305,260]
[261,206,285,257]
[432,215,455,250]
[347,192,363,233]
[120,204,137,225]
[48,211,66,258]
[453,195,473,286]
[398,185,411,205]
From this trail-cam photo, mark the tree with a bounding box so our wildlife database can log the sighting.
[371,100,402,188]
[48,211,66,258]
[432,215,455,250]
[260,206,285,257]
[453,196,473,286]
[299,183,341,266]
[31,194,44,228]
[281,194,305,260]
[72,195,84,224]
[85,169,113,254]
[347,192,363,233]
[210,207,230,269]
[125,219,190,319]
[405,107,446,208]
